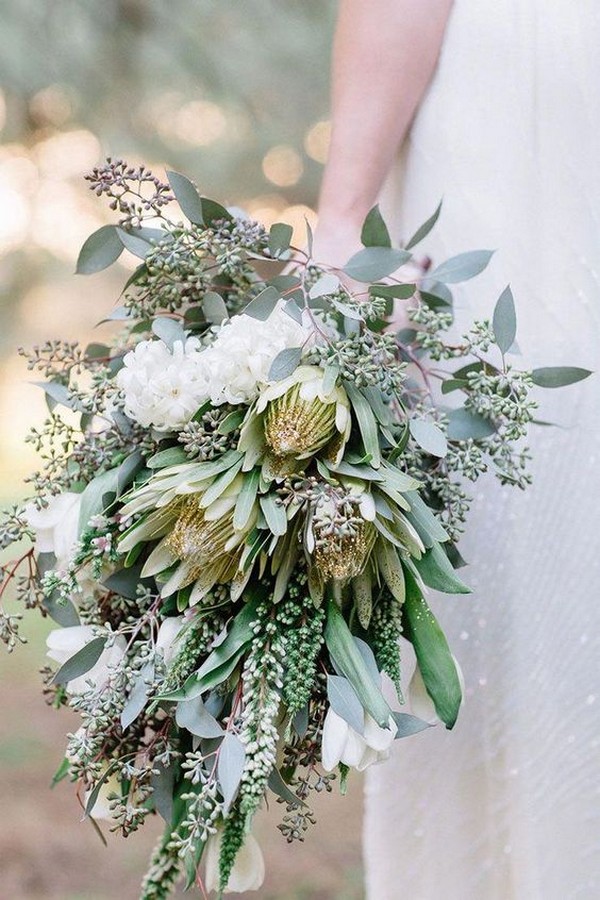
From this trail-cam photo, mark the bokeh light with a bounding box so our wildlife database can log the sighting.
[262,144,304,187]
[304,118,331,164]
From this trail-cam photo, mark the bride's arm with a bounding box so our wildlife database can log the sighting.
[315,0,453,265]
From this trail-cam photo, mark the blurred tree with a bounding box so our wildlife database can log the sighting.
[0,0,336,364]
[0,0,335,201]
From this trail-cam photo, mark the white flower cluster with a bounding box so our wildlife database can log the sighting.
[117,337,210,432]
[201,304,308,406]
[117,305,309,432]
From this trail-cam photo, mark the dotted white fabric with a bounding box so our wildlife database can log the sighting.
[366,3,600,898]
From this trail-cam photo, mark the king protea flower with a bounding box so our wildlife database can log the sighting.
[239,366,351,470]
[118,459,258,604]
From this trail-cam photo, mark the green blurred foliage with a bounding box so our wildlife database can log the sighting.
[1,0,335,199]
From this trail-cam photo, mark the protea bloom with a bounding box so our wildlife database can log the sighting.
[239,366,351,469]
[305,483,377,582]
[118,460,258,604]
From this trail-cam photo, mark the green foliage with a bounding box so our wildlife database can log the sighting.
[402,569,462,729]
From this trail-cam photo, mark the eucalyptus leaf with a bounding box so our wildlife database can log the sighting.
[268,222,293,257]
[308,273,340,299]
[78,451,143,534]
[305,218,314,257]
[428,250,494,284]
[201,197,233,225]
[343,247,411,282]
[268,346,302,381]
[42,592,80,627]
[117,226,165,259]
[392,712,432,738]
[103,565,149,600]
[353,637,382,687]
[492,285,517,353]
[369,282,416,300]
[361,204,391,248]
[404,492,449,546]
[76,225,123,274]
[441,378,467,395]
[176,697,223,738]
[51,756,70,788]
[121,662,154,729]
[405,199,442,250]
[190,596,260,687]
[243,286,280,320]
[218,733,246,813]
[84,759,121,818]
[402,569,462,728]
[280,299,302,325]
[52,636,106,686]
[151,317,186,350]
[330,297,364,321]
[531,366,592,388]
[150,764,175,823]
[33,380,85,413]
[446,407,496,441]
[268,767,306,808]
[327,674,364,734]
[202,291,228,324]
[409,419,448,458]
[167,170,204,224]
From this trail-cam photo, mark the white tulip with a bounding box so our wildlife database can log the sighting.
[156,615,186,666]
[46,625,126,694]
[408,656,465,724]
[25,492,82,571]
[321,708,398,773]
[204,828,265,894]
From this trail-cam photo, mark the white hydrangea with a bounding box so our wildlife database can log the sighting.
[117,306,311,431]
[201,303,310,406]
[117,337,210,431]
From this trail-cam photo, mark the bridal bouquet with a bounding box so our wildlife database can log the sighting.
[0,161,589,897]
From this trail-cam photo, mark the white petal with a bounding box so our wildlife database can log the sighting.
[203,831,221,893]
[340,727,369,768]
[363,713,398,752]
[204,829,265,894]
[321,708,350,772]
[156,616,185,666]
[408,664,439,724]
[46,625,95,665]
[225,832,265,892]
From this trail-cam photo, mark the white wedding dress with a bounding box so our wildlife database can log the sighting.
[366,3,600,898]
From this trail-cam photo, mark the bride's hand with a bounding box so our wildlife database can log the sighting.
[312,214,413,331]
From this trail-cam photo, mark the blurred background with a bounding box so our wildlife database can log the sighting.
[0,2,364,897]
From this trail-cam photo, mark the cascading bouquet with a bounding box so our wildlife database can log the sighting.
[0,160,590,898]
